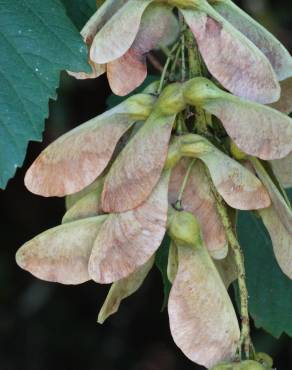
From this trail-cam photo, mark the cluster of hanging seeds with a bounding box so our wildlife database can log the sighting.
[16,0,292,369]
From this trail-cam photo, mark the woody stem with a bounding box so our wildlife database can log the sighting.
[185,28,211,133]
[158,42,180,94]
[209,179,251,359]
[185,27,252,358]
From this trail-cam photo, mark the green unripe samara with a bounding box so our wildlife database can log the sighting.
[167,209,202,247]
[255,353,273,368]
[230,140,247,160]
[211,360,270,370]
[156,83,186,116]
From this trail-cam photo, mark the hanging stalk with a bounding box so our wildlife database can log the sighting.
[158,42,180,94]
[185,27,252,359]
[208,177,252,359]
[185,29,212,133]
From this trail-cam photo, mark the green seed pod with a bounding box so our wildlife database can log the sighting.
[167,0,199,7]
[230,140,247,160]
[167,209,202,247]
[255,353,273,368]
[142,80,159,94]
[156,83,186,116]
[164,137,182,170]
[211,363,234,370]
[125,93,157,120]
[183,77,222,107]
[211,360,268,370]
[239,360,267,369]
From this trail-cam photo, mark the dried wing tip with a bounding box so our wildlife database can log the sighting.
[81,0,128,44]
[68,0,126,80]
[214,250,238,289]
[260,206,292,279]
[67,61,105,80]
[270,77,292,115]
[271,152,292,189]
[250,157,292,233]
[98,256,154,323]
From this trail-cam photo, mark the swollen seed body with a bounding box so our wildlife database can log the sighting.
[156,83,186,115]
[230,141,247,160]
[255,353,273,368]
[167,210,202,247]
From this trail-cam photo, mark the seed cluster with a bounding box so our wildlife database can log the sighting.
[16,0,292,369]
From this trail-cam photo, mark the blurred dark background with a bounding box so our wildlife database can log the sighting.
[1,1,292,369]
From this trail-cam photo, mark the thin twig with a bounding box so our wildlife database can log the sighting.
[185,29,211,133]
[147,53,164,73]
[169,45,181,81]
[174,159,196,211]
[181,35,186,81]
[158,42,179,94]
[185,26,252,357]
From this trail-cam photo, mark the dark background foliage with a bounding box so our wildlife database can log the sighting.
[1,1,292,369]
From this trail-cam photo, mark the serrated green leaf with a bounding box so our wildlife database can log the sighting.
[0,0,90,189]
[237,189,292,338]
[155,235,172,311]
[61,0,97,30]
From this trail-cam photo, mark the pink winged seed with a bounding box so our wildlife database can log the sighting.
[168,243,240,368]
[182,138,271,210]
[90,0,154,64]
[16,216,107,285]
[260,206,292,279]
[271,78,292,115]
[213,0,292,81]
[25,115,133,197]
[98,256,155,323]
[204,97,292,160]
[201,151,271,210]
[107,49,147,96]
[81,0,129,45]
[25,96,154,197]
[107,3,178,96]
[88,172,170,283]
[183,77,292,160]
[102,114,175,213]
[168,159,228,259]
[182,8,280,104]
[271,152,292,188]
[249,157,292,234]
[68,0,127,79]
